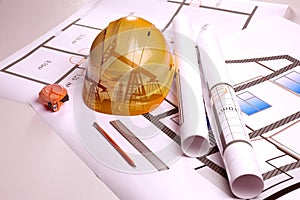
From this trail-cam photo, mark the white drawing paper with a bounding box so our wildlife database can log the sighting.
[196,26,264,198]
[172,14,210,157]
[1,0,299,199]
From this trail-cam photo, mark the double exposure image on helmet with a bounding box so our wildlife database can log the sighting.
[82,16,176,116]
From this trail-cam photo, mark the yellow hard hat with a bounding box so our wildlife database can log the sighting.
[82,16,175,115]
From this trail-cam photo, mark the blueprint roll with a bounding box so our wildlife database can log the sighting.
[172,14,210,157]
[196,26,264,199]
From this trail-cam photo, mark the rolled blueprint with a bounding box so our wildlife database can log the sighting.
[172,14,210,157]
[196,26,264,199]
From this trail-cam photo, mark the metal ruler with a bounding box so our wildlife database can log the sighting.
[110,120,169,171]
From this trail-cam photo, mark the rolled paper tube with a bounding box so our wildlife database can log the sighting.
[172,14,210,157]
[197,25,264,199]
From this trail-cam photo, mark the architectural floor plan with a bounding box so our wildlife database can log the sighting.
[1,0,298,199]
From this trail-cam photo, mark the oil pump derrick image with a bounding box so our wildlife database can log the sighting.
[82,16,175,115]
[83,75,111,113]
[123,67,163,115]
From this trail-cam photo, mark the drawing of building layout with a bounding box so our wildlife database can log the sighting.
[0,0,297,199]
[0,0,287,98]
[194,54,300,199]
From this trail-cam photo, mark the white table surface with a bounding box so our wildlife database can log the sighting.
[0,0,299,199]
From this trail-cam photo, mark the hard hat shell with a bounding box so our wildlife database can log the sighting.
[82,16,175,115]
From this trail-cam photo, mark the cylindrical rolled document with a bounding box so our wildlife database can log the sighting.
[172,14,210,157]
[196,26,264,199]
